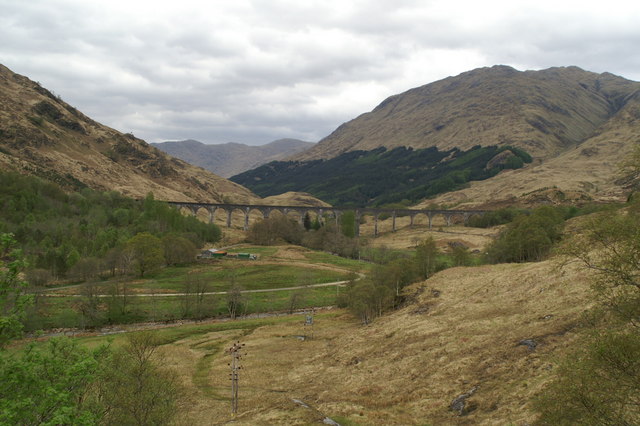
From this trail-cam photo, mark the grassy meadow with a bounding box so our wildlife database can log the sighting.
[26,245,369,330]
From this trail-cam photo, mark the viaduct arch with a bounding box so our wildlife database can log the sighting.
[167,201,488,238]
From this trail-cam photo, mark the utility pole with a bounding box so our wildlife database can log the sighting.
[303,308,315,340]
[229,341,245,416]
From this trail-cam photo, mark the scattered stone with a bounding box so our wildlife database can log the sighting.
[292,399,310,409]
[450,386,478,416]
[411,304,431,314]
[291,399,341,426]
[348,356,362,365]
[431,289,441,297]
[518,339,538,351]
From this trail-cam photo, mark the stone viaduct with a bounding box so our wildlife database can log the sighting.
[167,201,488,238]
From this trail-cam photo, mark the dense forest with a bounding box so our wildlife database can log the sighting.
[231,145,532,206]
[0,171,221,283]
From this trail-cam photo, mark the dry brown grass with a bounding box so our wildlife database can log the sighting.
[0,64,259,204]
[155,256,594,425]
[361,221,499,252]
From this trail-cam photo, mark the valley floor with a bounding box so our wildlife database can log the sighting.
[153,258,592,425]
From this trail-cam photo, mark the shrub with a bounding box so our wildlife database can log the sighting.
[247,215,303,245]
[486,206,564,263]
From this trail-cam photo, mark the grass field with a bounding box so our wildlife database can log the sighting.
[28,245,366,331]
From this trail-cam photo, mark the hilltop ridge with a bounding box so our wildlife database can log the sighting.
[152,138,313,178]
[292,66,640,162]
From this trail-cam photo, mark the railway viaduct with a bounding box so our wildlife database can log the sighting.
[167,201,488,237]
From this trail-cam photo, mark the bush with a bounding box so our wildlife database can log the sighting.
[467,207,523,228]
[535,199,640,423]
[248,215,303,245]
[486,206,564,263]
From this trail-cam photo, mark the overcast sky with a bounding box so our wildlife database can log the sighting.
[2,0,640,145]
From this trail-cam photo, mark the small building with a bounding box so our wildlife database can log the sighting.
[236,253,258,260]
[198,249,227,259]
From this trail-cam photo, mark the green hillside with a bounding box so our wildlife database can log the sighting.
[0,171,221,281]
[231,145,532,206]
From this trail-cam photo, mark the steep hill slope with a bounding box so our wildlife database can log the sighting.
[152,138,314,178]
[424,91,640,208]
[293,66,640,162]
[0,64,258,203]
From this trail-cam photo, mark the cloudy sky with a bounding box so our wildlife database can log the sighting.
[2,0,640,145]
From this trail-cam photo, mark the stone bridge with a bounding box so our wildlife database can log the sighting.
[167,201,488,237]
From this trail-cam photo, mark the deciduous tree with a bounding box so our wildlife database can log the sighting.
[535,200,640,423]
[126,232,165,277]
[97,332,181,425]
[0,337,108,424]
[0,233,33,347]
[415,237,439,279]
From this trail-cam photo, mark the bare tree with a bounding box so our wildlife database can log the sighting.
[78,281,101,328]
[226,284,247,320]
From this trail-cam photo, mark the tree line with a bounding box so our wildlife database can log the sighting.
[0,233,182,424]
[0,171,221,286]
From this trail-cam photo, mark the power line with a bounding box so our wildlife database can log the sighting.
[228,341,245,416]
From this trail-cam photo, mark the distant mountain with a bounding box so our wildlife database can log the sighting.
[292,66,640,162]
[0,64,258,203]
[152,138,314,178]
[269,66,640,207]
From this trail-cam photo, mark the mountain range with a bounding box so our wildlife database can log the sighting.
[2,63,639,209]
[151,138,313,178]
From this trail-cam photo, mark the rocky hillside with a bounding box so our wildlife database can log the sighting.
[293,66,640,162]
[0,64,259,204]
[152,138,314,178]
[278,66,640,206]
[425,88,640,208]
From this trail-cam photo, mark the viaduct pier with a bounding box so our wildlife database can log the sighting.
[167,201,487,237]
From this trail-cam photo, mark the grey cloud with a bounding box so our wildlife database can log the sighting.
[1,0,640,146]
